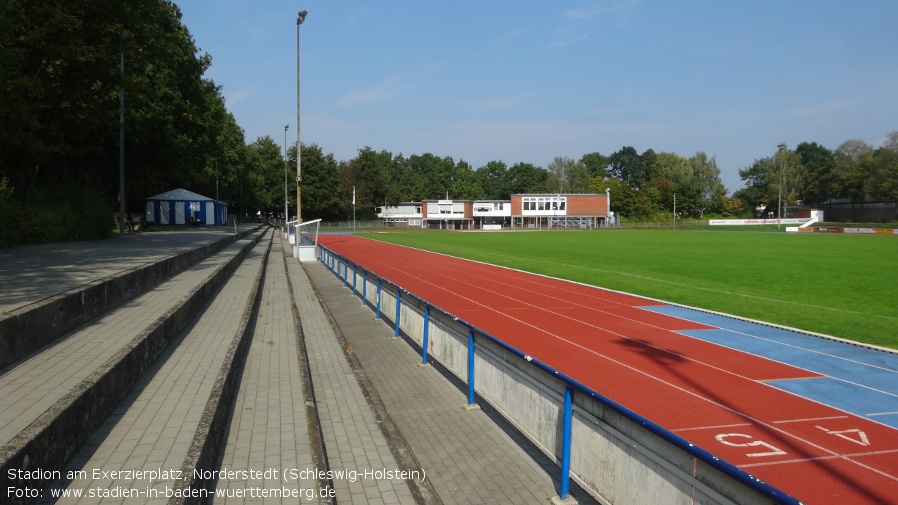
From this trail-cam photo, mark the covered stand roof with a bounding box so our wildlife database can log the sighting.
[145,188,224,203]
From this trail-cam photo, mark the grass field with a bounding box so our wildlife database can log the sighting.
[360,229,898,350]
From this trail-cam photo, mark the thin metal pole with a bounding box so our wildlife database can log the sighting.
[118,51,125,236]
[421,306,430,365]
[362,271,367,305]
[376,278,381,319]
[296,11,307,224]
[467,330,476,405]
[284,125,289,225]
[560,385,573,499]
[394,290,401,337]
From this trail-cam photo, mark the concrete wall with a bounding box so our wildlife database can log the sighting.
[326,250,786,505]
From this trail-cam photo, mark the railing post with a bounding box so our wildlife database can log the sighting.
[394,289,401,338]
[560,385,573,500]
[465,329,480,410]
[420,306,430,365]
[376,278,381,319]
[342,260,348,288]
[362,270,367,306]
[352,264,357,294]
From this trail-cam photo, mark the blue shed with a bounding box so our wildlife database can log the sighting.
[145,188,227,226]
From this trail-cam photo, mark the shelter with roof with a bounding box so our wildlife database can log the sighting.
[145,188,226,226]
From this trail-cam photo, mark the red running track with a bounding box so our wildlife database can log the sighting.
[319,235,898,504]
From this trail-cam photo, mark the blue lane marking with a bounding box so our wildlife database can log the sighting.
[769,378,898,429]
[641,305,898,428]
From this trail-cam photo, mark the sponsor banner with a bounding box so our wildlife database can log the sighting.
[809,227,897,235]
[708,218,811,226]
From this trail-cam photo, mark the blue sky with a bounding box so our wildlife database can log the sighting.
[175,0,898,194]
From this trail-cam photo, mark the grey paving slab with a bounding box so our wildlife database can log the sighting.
[0,225,258,314]
[36,232,272,505]
[212,242,317,504]
[284,242,419,505]
[0,233,257,446]
[302,250,599,505]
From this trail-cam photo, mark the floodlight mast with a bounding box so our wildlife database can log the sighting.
[296,10,307,224]
[777,143,786,229]
[284,125,289,225]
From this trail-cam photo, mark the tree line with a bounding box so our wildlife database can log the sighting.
[734,136,898,219]
[274,145,730,221]
[3,1,896,247]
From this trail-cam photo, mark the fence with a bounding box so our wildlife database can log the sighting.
[317,246,799,505]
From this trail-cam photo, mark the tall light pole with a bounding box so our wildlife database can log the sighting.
[296,10,307,225]
[777,143,786,229]
[605,187,611,228]
[284,124,289,225]
[118,47,125,236]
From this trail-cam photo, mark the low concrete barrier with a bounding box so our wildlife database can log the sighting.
[321,247,798,505]
[0,225,263,369]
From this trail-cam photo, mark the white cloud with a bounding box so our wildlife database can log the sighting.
[546,34,588,50]
[338,78,410,108]
[563,0,643,21]
[454,94,532,112]
[226,88,256,106]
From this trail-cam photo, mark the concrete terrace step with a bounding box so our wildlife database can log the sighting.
[0,225,264,369]
[35,229,273,504]
[0,228,268,503]
[210,237,322,504]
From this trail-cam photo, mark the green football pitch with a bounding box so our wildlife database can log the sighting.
[360,229,898,350]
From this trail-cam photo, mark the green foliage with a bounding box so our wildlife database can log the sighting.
[364,230,898,349]
[736,135,898,220]
[0,182,112,248]
[301,144,345,220]
[0,0,245,246]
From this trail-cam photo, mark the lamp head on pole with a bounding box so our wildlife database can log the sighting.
[285,125,289,132]
[297,10,307,25]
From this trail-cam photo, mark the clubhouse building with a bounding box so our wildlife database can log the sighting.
[377,193,614,230]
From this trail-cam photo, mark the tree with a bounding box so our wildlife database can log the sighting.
[298,144,345,220]
[244,136,287,216]
[347,147,394,218]
[653,152,692,211]
[592,177,635,218]
[547,156,591,194]
[868,132,898,206]
[832,140,874,212]
[476,161,510,200]
[580,152,609,179]
[390,154,426,202]
[608,146,644,188]
[450,160,485,200]
[768,145,804,217]
[734,158,772,216]
[507,162,548,195]
[689,152,727,217]
[0,0,243,244]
